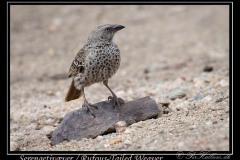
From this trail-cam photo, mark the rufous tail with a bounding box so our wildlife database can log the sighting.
[65,80,83,102]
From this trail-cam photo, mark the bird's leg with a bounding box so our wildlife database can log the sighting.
[81,87,98,117]
[103,80,125,108]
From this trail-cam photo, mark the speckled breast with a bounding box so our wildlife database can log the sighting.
[83,43,121,86]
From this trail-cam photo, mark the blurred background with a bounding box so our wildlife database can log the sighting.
[10,5,229,151]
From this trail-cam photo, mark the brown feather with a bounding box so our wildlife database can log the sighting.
[68,48,86,78]
[65,80,83,102]
[65,47,86,101]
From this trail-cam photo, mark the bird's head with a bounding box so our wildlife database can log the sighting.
[87,24,125,43]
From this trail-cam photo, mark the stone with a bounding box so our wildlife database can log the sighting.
[193,92,205,100]
[167,87,187,100]
[220,79,228,87]
[124,139,132,145]
[115,121,127,133]
[203,66,213,72]
[51,96,159,145]
[10,141,20,151]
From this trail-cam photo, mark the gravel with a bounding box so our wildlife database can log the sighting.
[10,5,229,151]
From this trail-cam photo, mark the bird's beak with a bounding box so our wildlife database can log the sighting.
[113,24,125,32]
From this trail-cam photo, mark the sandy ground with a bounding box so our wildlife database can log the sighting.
[10,5,229,151]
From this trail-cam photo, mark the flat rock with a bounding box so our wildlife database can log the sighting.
[167,87,188,100]
[51,96,159,145]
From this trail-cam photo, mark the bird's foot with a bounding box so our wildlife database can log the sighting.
[108,96,125,108]
[82,100,98,117]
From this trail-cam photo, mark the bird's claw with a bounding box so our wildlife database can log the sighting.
[108,96,125,108]
[82,101,98,117]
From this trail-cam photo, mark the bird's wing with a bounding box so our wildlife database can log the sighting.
[68,47,87,78]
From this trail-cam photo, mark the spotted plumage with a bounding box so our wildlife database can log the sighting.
[65,24,125,117]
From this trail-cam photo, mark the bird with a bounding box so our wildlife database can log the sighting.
[65,24,125,116]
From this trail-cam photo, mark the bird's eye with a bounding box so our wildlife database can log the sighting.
[106,28,110,31]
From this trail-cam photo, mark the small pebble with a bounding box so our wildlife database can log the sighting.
[213,121,218,124]
[48,18,62,32]
[177,141,184,148]
[163,107,170,114]
[124,140,132,145]
[131,121,143,128]
[155,97,169,115]
[115,121,127,133]
[25,123,37,131]
[203,95,212,102]
[203,66,213,72]
[109,138,123,145]
[156,97,170,107]
[47,90,55,96]
[144,64,158,74]
[189,125,196,130]
[148,125,155,130]
[104,144,110,148]
[194,80,205,89]
[172,100,189,111]
[220,79,228,87]
[10,124,19,133]
[206,121,212,126]
[124,128,131,134]
[193,92,205,100]
[46,118,54,124]
[96,135,103,140]
[47,48,55,56]
[46,131,53,139]
[42,126,54,134]
[10,141,20,151]
[167,88,187,100]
